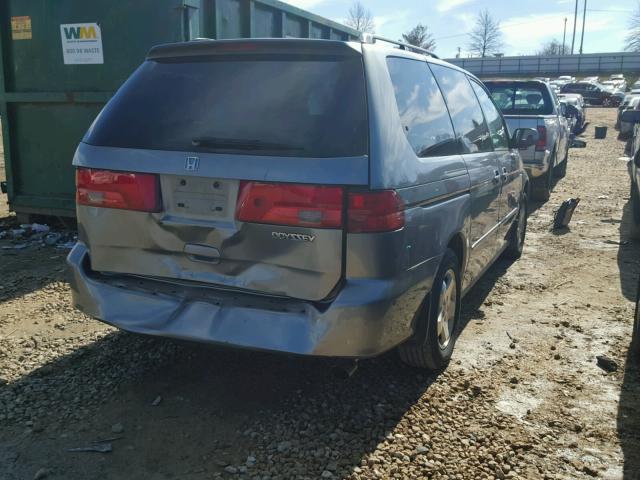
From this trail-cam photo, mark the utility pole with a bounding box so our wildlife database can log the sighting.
[562,17,567,55]
[579,0,587,54]
[571,0,578,54]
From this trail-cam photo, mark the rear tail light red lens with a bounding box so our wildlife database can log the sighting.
[236,181,343,228]
[535,126,547,151]
[347,190,404,233]
[235,182,405,233]
[76,168,161,212]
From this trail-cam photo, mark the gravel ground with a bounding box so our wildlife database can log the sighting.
[0,108,639,479]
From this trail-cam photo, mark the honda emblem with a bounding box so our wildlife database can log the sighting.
[185,156,199,171]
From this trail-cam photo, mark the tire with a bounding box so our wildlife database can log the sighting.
[398,249,461,370]
[603,97,613,107]
[554,152,568,178]
[631,184,640,240]
[531,154,554,202]
[504,191,528,259]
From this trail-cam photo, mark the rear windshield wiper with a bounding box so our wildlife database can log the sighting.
[191,137,304,152]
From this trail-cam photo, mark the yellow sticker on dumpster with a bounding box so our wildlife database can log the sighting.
[11,16,32,40]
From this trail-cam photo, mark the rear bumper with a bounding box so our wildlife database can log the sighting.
[67,243,439,358]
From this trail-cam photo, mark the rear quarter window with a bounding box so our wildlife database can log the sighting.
[430,64,493,154]
[385,57,457,158]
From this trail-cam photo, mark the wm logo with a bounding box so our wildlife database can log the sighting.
[63,25,97,40]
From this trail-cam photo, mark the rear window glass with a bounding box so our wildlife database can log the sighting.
[84,55,368,158]
[484,82,553,116]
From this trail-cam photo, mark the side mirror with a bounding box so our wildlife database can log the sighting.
[621,109,640,124]
[511,127,539,149]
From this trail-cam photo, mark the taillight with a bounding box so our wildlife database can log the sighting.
[235,181,343,228]
[535,126,547,151]
[347,190,404,233]
[76,168,161,212]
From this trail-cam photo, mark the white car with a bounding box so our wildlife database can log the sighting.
[558,92,585,108]
[583,76,599,82]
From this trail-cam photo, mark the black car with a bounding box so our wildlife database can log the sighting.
[560,82,621,106]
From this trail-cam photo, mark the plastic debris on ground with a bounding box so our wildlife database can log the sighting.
[0,220,77,251]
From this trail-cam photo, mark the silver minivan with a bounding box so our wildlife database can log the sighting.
[68,37,537,370]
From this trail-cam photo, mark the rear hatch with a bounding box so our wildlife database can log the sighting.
[76,40,369,301]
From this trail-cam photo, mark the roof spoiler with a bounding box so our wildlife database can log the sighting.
[147,38,362,60]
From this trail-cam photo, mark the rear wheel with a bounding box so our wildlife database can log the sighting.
[531,154,555,202]
[504,191,528,259]
[554,150,568,178]
[398,249,461,370]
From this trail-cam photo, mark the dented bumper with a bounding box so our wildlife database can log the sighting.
[67,243,436,358]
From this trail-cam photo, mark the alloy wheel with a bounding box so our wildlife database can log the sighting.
[436,269,457,349]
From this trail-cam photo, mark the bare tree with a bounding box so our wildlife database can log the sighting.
[467,10,503,57]
[401,24,436,51]
[537,38,568,56]
[625,2,640,52]
[345,1,375,34]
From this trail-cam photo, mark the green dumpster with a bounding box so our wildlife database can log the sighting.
[0,0,358,218]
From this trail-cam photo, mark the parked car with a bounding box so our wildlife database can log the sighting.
[630,81,640,94]
[602,79,627,94]
[561,82,621,106]
[616,94,640,129]
[621,108,640,239]
[484,79,570,201]
[67,37,537,371]
[559,96,585,134]
[583,76,599,83]
[619,97,640,137]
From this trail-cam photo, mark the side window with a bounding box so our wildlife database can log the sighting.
[386,57,457,158]
[429,64,493,154]
[470,80,509,150]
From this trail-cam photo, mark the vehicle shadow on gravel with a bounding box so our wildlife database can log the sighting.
[0,231,520,480]
[617,162,640,478]
[0,329,448,479]
[618,178,640,301]
[0,254,514,480]
[618,347,640,479]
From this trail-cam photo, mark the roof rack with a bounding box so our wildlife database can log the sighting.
[360,33,439,59]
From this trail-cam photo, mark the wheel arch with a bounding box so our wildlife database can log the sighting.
[446,231,467,278]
